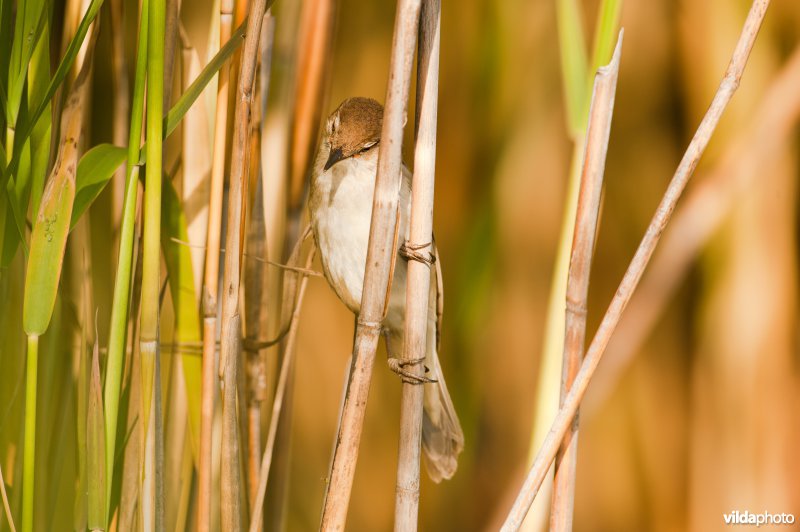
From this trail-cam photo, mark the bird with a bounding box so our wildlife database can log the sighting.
[308,96,464,482]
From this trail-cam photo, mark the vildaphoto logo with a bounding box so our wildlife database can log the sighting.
[723,510,795,527]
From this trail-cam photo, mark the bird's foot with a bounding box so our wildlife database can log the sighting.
[399,241,436,265]
[388,357,437,385]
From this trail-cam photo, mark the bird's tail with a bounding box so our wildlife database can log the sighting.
[421,346,464,482]
[385,317,464,482]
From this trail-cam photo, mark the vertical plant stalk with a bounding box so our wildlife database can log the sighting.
[109,0,129,237]
[549,33,622,532]
[219,3,270,530]
[118,242,144,532]
[21,335,38,532]
[248,246,316,532]
[198,1,233,529]
[524,4,620,529]
[139,0,166,528]
[499,1,770,529]
[243,53,268,519]
[288,0,336,211]
[105,0,149,512]
[320,0,422,529]
[394,0,439,530]
[20,36,94,531]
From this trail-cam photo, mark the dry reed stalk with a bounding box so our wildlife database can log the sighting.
[288,0,336,211]
[589,42,800,410]
[319,1,423,529]
[499,1,770,529]
[393,0,440,529]
[243,15,272,511]
[248,245,316,532]
[219,3,271,529]
[198,0,234,529]
[549,32,622,532]
[243,23,271,515]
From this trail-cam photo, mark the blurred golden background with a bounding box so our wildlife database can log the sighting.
[283,1,800,530]
[1,0,798,530]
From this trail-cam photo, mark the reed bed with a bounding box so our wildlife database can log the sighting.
[0,0,796,531]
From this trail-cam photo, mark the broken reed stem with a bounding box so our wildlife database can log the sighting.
[500,1,770,529]
[591,42,800,410]
[198,0,233,529]
[549,32,622,532]
[248,247,316,532]
[219,2,271,530]
[394,0,440,530]
[319,0,423,530]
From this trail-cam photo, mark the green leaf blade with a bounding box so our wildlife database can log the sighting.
[71,144,128,228]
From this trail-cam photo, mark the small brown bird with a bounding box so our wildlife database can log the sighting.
[309,97,464,482]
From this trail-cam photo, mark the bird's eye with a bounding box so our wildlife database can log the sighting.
[359,141,377,153]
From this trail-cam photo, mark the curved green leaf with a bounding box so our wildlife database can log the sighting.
[66,20,248,229]
[71,144,127,228]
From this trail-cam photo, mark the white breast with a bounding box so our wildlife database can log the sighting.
[309,144,411,321]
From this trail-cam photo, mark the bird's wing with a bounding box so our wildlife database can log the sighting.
[432,237,444,350]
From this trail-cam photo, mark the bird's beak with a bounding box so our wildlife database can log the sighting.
[324,147,344,171]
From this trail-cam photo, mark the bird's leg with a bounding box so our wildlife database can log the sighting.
[383,330,437,385]
[399,240,436,265]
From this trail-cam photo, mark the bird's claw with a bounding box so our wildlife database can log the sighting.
[388,357,437,385]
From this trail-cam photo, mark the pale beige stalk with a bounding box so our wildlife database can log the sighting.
[198,1,233,529]
[394,0,440,530]
[219,2,271,529]
[499,1,770,529]
[319,1,422,530]
[549,32,622,532]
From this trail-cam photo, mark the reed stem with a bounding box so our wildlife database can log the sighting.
[140,0,166,528]
[22,334,38,532]
[320,0,422,529]
[219,1,271,528]
[198,1,234,528]
[550,33,621,532]
[394,0,440,529]
[104,0,149,512]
